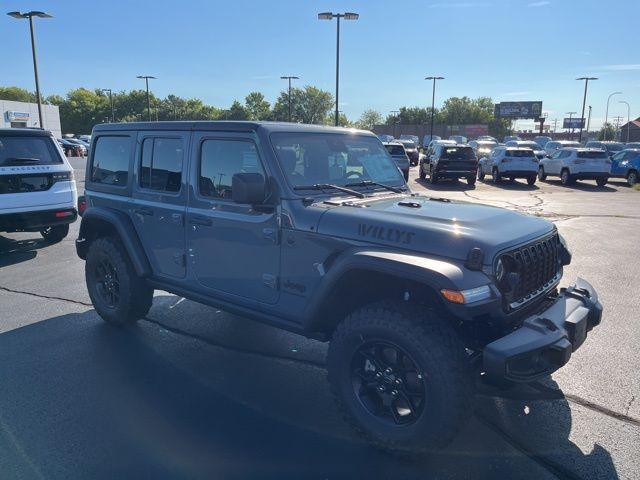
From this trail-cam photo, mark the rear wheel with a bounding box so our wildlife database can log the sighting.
[560,169,573,186]
[40,224,69,244]
[627,170,638,186]
[466,175,476,186]
[429,167,438,184]
[596,177,608,187]
[419,164,426,180]
[526,176,536,186]
[477,168,485,181]
[538,166,547,181]
[86,236,154,325]
[327,302,473,454]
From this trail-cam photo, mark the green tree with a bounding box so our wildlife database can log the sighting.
[356,109,383,130]
[440,96,493,125]
[224,100,250,120]
[0,86,38,103]
[272,86,334,124]
[597,123,616,141]
[244,92,271,120]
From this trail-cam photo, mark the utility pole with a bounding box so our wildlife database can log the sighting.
[100,88,115,122]
[425,76,444,144]
[390,110,399,138]
[586,106,592,136]
[612,116,624,141]
[280,76,300,122]
[619,101,631,143]
[552,118,558,134]
[576,77,597,142]
[136,75,157,121]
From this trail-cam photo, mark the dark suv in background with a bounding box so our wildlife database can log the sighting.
[419,143,478,185]
[395,138,420,166]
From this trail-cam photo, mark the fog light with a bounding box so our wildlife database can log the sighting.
[441,285,491,304]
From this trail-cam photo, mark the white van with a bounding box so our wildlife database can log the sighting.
[0,128,78,243]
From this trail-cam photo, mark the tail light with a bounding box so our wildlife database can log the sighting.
[78,195,87,216]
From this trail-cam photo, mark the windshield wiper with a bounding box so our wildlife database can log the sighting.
[345,180,405,193]
[293,183,365,198]
[3,157,41,165]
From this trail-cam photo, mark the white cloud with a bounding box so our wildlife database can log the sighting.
[528,1,550,6]
[598,64,640,71]
[427,2,490,8]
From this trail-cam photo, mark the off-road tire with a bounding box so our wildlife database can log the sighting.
[327,301,474,454]
[526,176,536,186]
[627,170,638,186]
[85,236,153,325]
[40,224,69,244]
[595,177,608,187]
[538,166,547,181]
[466,175,476,186]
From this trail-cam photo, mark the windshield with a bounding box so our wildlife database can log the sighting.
[477,141,497,149]
[397,141,416,149]
[385,144,406,156]
[605,143,624,152]
[578,150,608,159]
[506,149,534,157]
[0,135,63,166]
[442,147,476,160]
[519,142,540,150]
[271,133,405,190]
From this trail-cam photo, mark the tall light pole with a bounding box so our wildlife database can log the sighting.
[425,76,444,144]
[586,105,592,136]
[100,88,115,122]
[619,101,631,143]
[318,12,359,126]
[136,75,156,121]
[576,77,597,142]
[7,11,52,130]
[605,91,622,141]
[390,110,399,138]
[280,76,299,122]
[566,112,577,140]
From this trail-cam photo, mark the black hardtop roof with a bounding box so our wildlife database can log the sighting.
[92,121,374,136]
[0,128,53,137]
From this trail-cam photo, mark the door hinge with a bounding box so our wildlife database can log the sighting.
[262,274,278,290]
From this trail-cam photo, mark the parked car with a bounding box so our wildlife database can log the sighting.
[64,138,89,156]
[399,134,419,145]
[57,138,83,157]
[544,140,581,157]
[534,136,552,148]
[382,142,410,180]
[503,135,521,143]
[77,135,91,143]
[477,135,497,143]
[469,139,498,158]
[610,148,640,186]
[419,143,477,185]
[538,148,610,186]
[478,147,538,185]
[584,141,625,158]
[76,121,600,454]
[0,128,78,242]
[448,135,467,144]
[377,134,394,143]
[395,139,420,166]
[505,140,546,160]
[626,142,640,149]
[422,134,441,147]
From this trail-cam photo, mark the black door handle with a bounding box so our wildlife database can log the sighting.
[189,216,212,227]
[134,207,154,216]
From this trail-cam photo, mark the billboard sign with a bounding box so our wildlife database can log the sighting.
[494,101,543,119]
[6,111,30,122]
[563,117,585,129]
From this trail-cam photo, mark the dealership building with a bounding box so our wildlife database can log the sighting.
[0,99,62,138]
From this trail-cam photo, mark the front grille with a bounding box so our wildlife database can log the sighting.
[501,233,561,309]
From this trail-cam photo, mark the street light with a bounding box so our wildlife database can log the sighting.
[136,75,157,121]
[605,91,622,141]
[425,76,444,144]
[318,11,359,126]
[280,76,299,122]
[576,77,597,142]
[619,101,631,143]
[100,88,115,122]
[7,10,52,130]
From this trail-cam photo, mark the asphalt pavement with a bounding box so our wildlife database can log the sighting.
[0,158,637,479]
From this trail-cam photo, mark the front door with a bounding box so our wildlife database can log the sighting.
[186,132,280,304]
[131,131,189,279]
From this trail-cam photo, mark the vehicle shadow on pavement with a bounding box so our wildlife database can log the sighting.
[413,178,476,191]
[476,180,540,191]
[0,300,620,480]
[0,235,46,268]
[540,180,617,193]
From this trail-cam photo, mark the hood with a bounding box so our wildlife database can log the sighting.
[316,194,554,263]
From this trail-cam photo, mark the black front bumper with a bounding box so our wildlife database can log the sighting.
[483,278,602,383]
[0,208,77,233]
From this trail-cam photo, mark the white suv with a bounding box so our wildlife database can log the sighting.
[538,148,610,187]
[0,128,78,243]
[478,146,538,185]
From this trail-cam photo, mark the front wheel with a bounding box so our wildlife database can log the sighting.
[327,302,473,454]
[628,170,638,186]
[40,224,69,244]
[538,166,547,181]
[466,175,476,186]
[527,176,536,186]
[419,164,426,180]
[86,236,154,325]
[477,168,485,181]
[596,177,608,187]
[491,167,501,184]
[429,168,438,184]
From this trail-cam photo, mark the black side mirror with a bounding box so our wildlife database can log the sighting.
[232,172,266,204]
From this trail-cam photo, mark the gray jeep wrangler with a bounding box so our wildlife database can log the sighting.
[76,121,602,453]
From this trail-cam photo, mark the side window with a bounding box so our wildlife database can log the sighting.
[91,136,131,186]
[139,137,183,192]
[199,139,264,199]
[551,151,562,159]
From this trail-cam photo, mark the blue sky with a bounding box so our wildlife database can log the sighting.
[2,0,638,129]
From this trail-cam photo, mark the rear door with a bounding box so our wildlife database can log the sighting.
[131,131,189,279]
[186,131,281,304]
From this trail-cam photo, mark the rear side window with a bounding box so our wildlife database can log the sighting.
[385,145,405,156]
[91,136,131,186]
[442,147,475,160]
[506,149,533,157]
[140,137,183,192]
[199,139,264,199]
[0,135,62,166]
[578,151,608,159]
